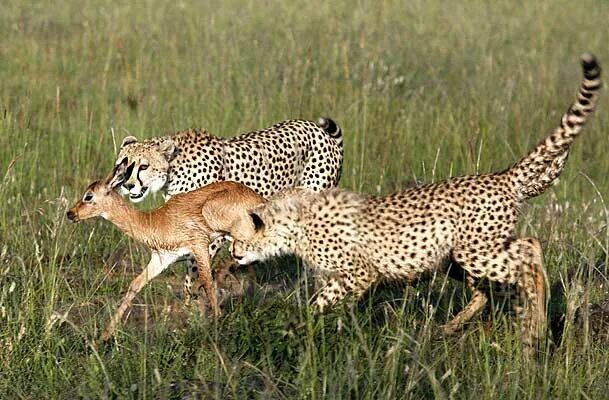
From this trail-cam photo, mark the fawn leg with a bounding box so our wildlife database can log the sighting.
[192,245,220,317]
[101,250,183,341]
[184,235,228,301]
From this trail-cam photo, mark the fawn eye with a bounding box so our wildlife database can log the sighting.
[139,164,149,171]
[83,192,94,203]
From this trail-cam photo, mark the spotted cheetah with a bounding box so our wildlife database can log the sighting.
[107,118,343,300]
[231,54,602,354]
[110,118,342,202]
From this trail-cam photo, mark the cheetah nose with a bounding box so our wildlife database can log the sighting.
[124,183,135,190]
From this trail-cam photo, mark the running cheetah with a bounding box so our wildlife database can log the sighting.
[231,54,602,354]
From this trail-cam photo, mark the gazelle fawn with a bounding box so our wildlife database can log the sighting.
[67,162,264,340]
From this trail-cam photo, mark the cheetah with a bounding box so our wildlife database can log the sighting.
[110,118,343,202]
[107,117,343,300]
[231,54,602,354]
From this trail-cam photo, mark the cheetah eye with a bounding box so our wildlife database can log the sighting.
[83,192,94,203]
[140,164,149,171]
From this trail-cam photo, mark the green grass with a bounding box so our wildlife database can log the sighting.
[1,0,609,398]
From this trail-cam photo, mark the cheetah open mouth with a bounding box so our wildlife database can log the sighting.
[129,186,148,200]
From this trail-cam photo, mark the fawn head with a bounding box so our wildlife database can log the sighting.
[67,159,133,222]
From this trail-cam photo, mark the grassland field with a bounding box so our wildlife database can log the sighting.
[1,0,609,398]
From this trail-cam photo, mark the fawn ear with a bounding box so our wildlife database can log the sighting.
[158,139,177,160]
[120,136,138,148]
[249,212,265,233]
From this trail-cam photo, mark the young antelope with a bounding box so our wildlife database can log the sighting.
[67,163,264,340]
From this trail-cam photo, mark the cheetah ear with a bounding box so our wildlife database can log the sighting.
[106,158,133,191]
[158,139,177,160]
[120,136,138,148]
[249,212,265,233]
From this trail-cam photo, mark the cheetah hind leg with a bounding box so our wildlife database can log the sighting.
[440,276,488,336]
[454,238,547,356]
[490,237,547,356]
[514,238,547,357]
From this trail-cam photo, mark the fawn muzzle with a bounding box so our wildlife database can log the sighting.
[66,209,79,223]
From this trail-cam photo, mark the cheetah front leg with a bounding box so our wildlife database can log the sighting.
[209,235,238,289]
[183,254,198,306]
[313,261,376,312]
[313,276,350,312]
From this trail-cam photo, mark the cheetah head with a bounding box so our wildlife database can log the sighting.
[230,206,299,265]
[110,136,177,203]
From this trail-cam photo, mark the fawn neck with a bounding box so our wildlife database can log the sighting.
[103,193,170,249]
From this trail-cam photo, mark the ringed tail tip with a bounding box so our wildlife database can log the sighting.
[317,117,342,139]
[581,53,601,79]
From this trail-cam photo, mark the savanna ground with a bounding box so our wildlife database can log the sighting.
[1,0,609,398]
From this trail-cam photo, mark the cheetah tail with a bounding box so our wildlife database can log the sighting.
[507,53,602,201]
[317,117,342,143]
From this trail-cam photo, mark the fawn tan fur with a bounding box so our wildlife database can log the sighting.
[67,169,264,340]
